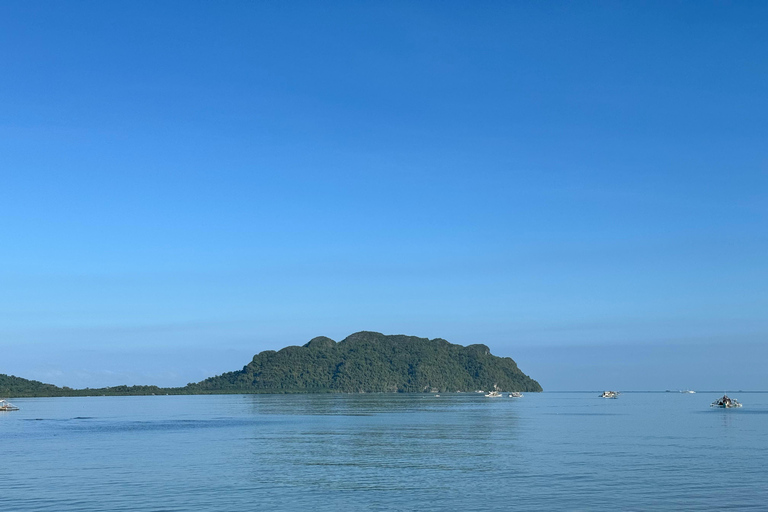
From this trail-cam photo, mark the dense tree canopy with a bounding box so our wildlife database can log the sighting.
[0,373,167,397]
[191,332,542,393]
[2,332,541,397]
[1,374,64,397]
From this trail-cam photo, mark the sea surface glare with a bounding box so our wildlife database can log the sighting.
[1,392,766,511]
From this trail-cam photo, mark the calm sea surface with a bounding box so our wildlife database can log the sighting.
[1,392,766,511]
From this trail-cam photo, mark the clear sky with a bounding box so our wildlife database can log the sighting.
[1,1,766,391]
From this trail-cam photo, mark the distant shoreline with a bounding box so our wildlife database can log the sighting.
[2,332,544,397]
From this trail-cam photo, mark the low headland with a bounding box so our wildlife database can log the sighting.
[1,331,542,397]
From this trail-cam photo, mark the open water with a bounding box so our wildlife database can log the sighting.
[1,392,766,511]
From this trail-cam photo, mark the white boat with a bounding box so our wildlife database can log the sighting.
[681,390,696,394]
[0,399,19,411]
[599,391,619,399]
[711,395,742,408]
[485,390,502,397]
[508,392,523,398]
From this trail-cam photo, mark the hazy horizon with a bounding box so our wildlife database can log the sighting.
[5,331,767,392]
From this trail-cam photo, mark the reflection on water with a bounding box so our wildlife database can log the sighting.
[246,394,521,494]
[1,393,767,511]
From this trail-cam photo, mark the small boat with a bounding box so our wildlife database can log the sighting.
[508,392,523,398]
[600,391,619,399]
[485,390,502,397]
[681,390,696,394]
[711,395,742,408]
[0,399,19,411]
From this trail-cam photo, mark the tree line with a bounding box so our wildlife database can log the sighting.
[2,332,542,397]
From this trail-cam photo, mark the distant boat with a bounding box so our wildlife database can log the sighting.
[599,391,619,399]
[0,400,19,411]
[680,390,696,394]
[485,384,502,398]
[711,395,742,408]
[508,392,523,398]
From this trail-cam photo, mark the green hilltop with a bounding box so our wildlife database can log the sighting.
[190,331,542,393]
[1,373,67,397]
[0,373,166,398]
[1,331,541,397]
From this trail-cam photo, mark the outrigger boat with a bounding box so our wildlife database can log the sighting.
[0,399,19,411]
[599,391,619,399]
[485,384,502,398]
[711,395,742,408]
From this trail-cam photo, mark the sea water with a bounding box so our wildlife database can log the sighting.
[1,392,766,511]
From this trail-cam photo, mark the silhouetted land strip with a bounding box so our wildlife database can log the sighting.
[1,331,542,397]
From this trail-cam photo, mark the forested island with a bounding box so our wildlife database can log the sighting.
[1,331,542,397]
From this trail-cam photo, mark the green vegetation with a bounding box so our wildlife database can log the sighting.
[190,331,541,393]
[1,373,65,397]
[1,331,542,397]
[0,373,171,397]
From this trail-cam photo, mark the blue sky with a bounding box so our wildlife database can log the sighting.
[1,1,766,390]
